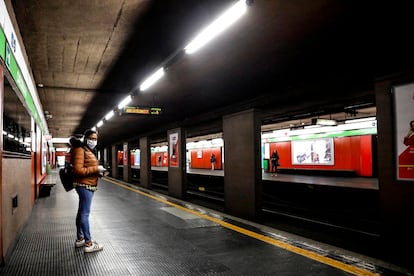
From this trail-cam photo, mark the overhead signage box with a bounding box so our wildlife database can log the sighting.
[123,106,162,115]
[311,118,337,126]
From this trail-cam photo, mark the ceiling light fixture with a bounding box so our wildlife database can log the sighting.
[344,117,376,124]
[139,67,165,91]
[311,118,337,126]
[96,120,104,128]
[51,137,70,144]
[105,110,114,120]
[184,0,247,55]
[117,95,132,110]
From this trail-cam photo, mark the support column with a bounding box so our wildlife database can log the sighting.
[139,137,152,188]
[111,145,118,179]
[223,109,262,220]
[103,148,108,168]
[167,128,186,198]
[122,142,131,182]
[375,76,414,267]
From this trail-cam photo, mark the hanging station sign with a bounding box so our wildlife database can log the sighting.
[122,106,162,115]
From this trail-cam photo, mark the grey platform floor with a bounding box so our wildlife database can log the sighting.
[0,173,411,275]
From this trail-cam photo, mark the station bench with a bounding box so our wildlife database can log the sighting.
[39,174,57,197]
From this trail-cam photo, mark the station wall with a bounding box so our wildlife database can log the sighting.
[269,135,373,177]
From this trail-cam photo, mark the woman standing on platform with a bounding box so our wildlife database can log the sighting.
[71,129,106,253]
[271,150,280,176]
[210,153,216,170]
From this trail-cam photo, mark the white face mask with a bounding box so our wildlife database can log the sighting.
[86,139,97,149]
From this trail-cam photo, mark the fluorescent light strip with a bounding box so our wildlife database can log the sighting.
[56,147,70,152]
[266,120,377,138]
[184,0,247,54]
[117,95,132,110]
[139,68,165,91]
[345,117,376,124]
[105,110,115,120]
[312,118,337,126]
[91,89,132,132]
[51,137,70,144]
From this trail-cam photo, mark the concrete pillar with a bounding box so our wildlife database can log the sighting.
[122,142,131,182]
[223,109,262,220]
[103,148,108,167]
[111,145,117,178]
[167,128,186,198]
[375,76,414,267]
[139,137,152,188]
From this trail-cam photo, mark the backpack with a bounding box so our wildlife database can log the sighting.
[59,136,88,191]
[59,161,74,191]
[59,143,92,191]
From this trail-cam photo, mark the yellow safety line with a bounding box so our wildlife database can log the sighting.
[105,178,379,276]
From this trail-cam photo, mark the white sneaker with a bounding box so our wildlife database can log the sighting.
[75,238,85,248]
[84,241,103,253]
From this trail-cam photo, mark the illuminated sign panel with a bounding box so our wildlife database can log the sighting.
[123,106,162,115]
[291,138,334,165]
[311,118,337,126]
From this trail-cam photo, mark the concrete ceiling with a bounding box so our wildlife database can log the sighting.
[9,0,414,147]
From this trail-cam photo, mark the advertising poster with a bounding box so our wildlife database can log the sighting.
[134,150,140,167]
[394,83,414,180]
[123,143,128,166]
[169,132,179,167]
[292,138,334,165]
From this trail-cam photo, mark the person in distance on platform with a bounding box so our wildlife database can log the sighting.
[270,150,280,176]
[403,120,414,146]
[71,129,106,253]
[210,153,216,170]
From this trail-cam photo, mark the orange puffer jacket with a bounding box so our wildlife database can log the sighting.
[71,146,99,186]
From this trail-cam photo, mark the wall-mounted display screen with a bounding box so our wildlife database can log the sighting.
[291,138,334,165]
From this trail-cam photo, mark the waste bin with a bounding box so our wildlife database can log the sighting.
[262,158,269,172]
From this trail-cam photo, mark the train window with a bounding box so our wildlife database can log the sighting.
[3,76,32,154]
